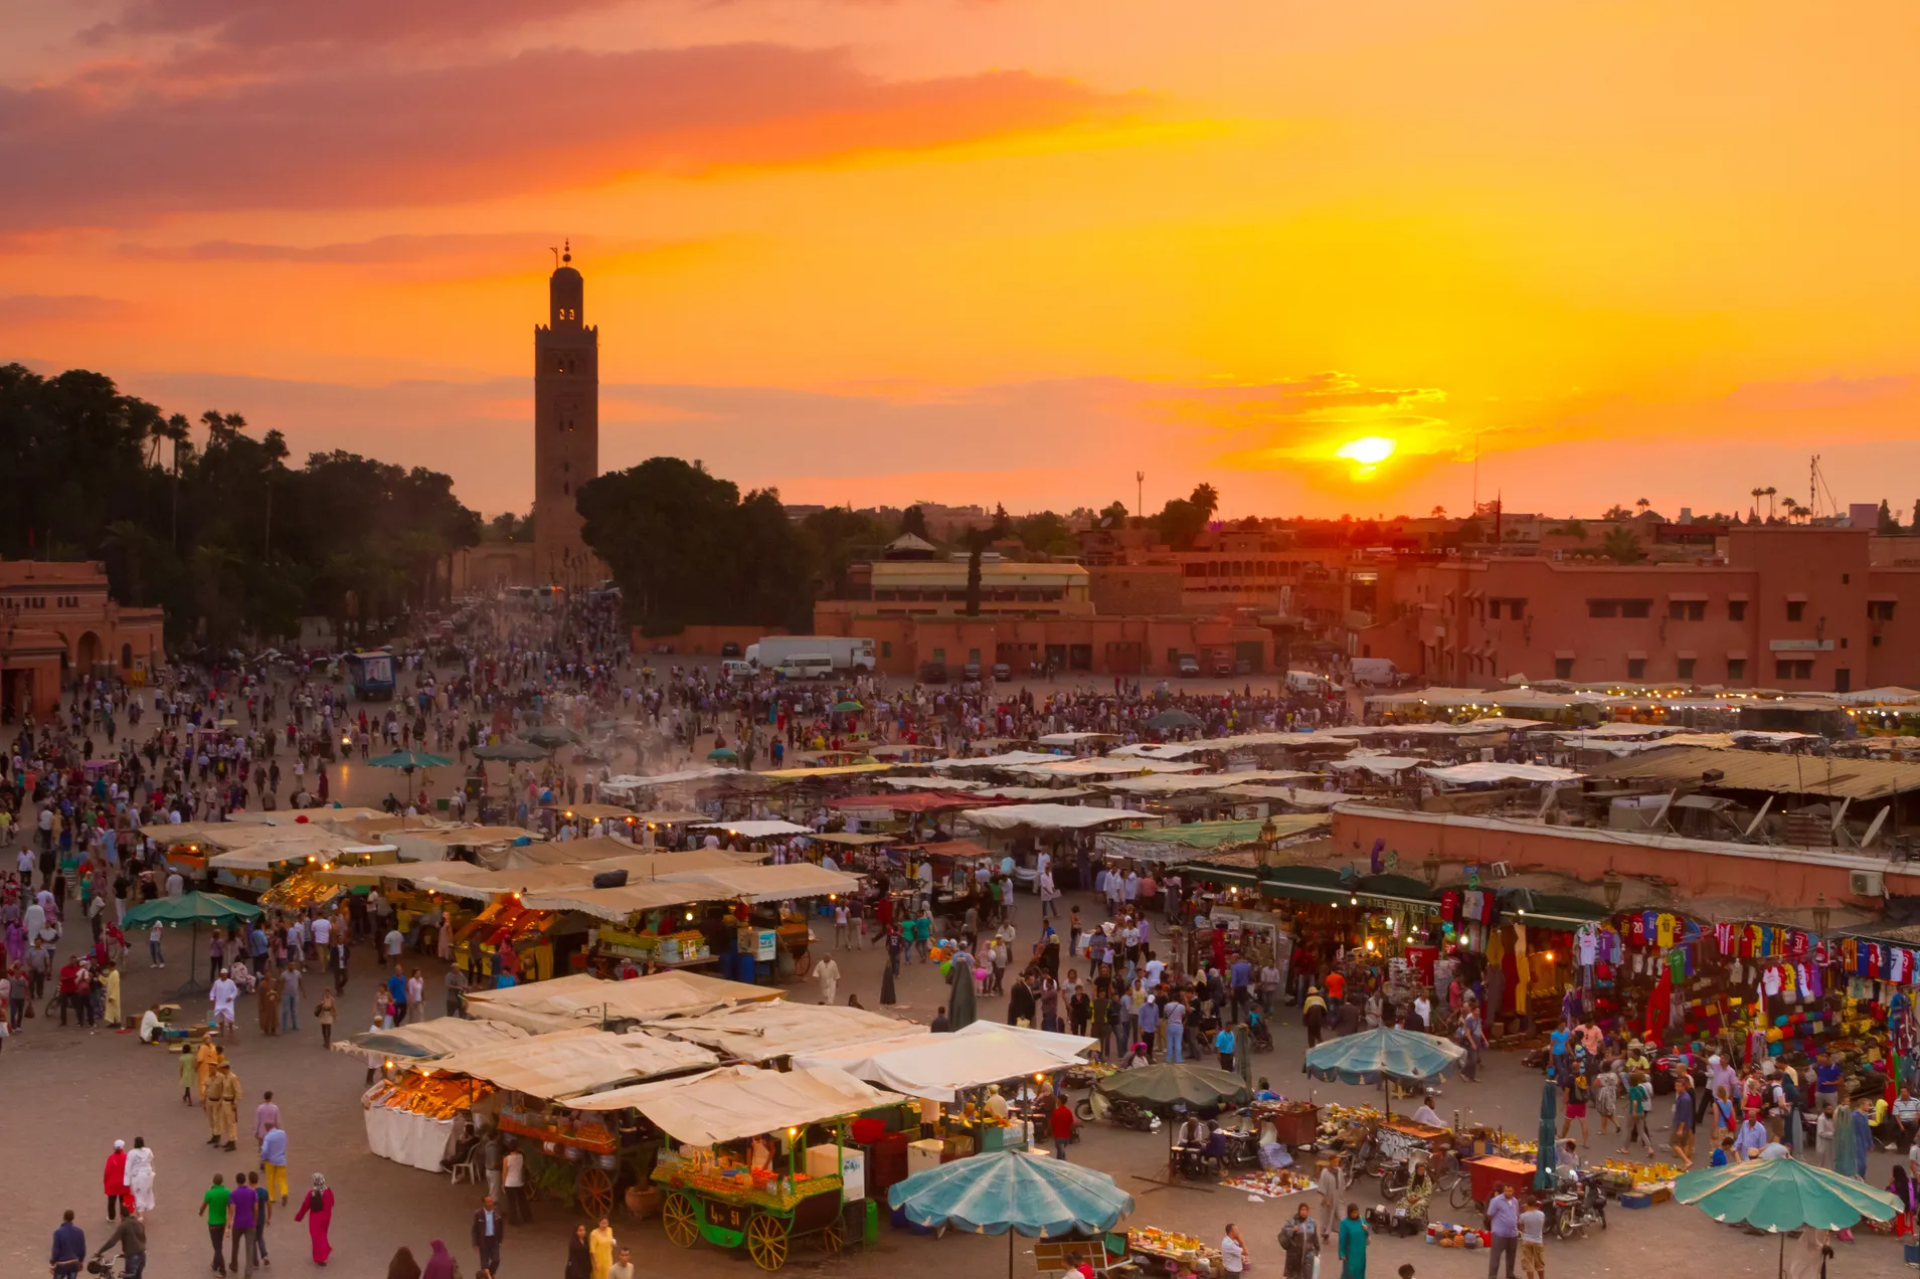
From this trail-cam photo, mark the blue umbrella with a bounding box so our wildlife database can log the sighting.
[890,1151,1134,1277]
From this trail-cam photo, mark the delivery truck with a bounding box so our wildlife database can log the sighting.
[744,635,877,673]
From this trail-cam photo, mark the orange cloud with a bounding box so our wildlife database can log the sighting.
[0,45,1129,230]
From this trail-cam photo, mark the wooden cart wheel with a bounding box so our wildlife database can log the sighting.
[746,1213,790,1271]
[819,1220,845,1256]
[661,1192,698,1248]
[576,1166,613,1219]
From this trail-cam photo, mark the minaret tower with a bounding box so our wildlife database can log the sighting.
[533,240,600,588]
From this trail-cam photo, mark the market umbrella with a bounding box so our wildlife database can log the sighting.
[522,725,580,748]
[1534,1078,1558,1190]
[1673,1157,1901,1278]
[949,957,978,1030]
[1096,1063,1250,1194]
[832,701,865,713]
[124,892,264,992]
[368,749,453,808]
[1095,1063,1250,1114]
[1145,709,1202,733]
[707,747,739,762]
[1303,1026,1465,1117]
[472,743,547,762]
[889,1151,1134,1279]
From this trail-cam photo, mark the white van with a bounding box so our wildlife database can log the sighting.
[1285,669,1343,696]
[720,659,754,680]
[1349,657,1403,687]
[776,654,835,680]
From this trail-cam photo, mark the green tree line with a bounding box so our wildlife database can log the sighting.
[1,364,480,651]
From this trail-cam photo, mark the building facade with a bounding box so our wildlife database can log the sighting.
[0,559,166,720]
[532,246,603,590]
[1353,526,1920,691]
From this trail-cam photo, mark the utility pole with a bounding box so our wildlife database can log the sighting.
[1136,471,1145,519]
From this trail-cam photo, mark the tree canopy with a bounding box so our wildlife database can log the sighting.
[577,457,813,635]
[0,363,480,650]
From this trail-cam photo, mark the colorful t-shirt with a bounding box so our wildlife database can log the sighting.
[203,1184,231,1225]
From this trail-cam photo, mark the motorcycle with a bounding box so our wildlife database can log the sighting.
[1075,1092,1161,1132]
[1547,1171,1608,1240]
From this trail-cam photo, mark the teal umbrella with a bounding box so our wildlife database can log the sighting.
[1303,1026,1465,1116]
[368,750,453,771]
[1674,1157,1901,1277]
[368,749,453,808]
[1146,709,1202,733]
[522,725,579,748]
[1534,1078,1558,1190]
[124,892,263,992]
[708,747,739,762]
[889,1151,1133,1278]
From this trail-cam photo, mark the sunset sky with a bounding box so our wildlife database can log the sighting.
[4,0,1916,521]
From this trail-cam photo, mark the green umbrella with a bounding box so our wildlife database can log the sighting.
[123,892,264,927]
[124,892,263,992]
[1094,1062,1250,1115]
[889,1151,1133,1279]
[1146,709,1203,733]
[1673,1157,1901,1277]
[473,742,547,763]
[708,747,739,761]
[522,725,579,748]
[832,701,865,713]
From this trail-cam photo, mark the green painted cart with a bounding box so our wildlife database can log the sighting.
[654,1161,846,1269]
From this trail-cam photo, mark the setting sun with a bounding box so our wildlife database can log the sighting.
[1335,436,1398,466]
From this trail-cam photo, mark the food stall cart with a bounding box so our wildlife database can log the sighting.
[574,1064,889,1271]
[418,1026,719,1217]
[1126,1228,1223,1276]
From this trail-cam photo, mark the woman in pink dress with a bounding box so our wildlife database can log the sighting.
[294,1172,335,1264]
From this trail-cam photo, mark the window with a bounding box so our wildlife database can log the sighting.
[1587,600,1619,618]
[1842,574,1850,584]
[932,647,946,663]
[1775,659,1813,680]
[1627,657,1647,679]
[1554,657,1574,679]
[1874,635,1883,647]
[1587,598,1651,618]
[880,641,892,658]
[1728,599,1747,621]
[1728,658,1747,681]
[1677,657,1697,680]
[1668,600,1705,621]
[1786,600,1805,622]
[1621,599,1652,618]
[1870,600,1896,621]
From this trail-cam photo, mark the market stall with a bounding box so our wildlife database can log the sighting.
[419,1026,721,1215]
[643,1000,922,1064]
[574,1064,890,1270]
[461,971,779,1035]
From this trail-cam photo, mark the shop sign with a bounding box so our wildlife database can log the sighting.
[1359,895,1437,917]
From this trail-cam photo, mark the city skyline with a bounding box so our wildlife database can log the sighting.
[3,0,1916,519]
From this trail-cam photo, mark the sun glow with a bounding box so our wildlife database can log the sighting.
[1335,436,1398,466]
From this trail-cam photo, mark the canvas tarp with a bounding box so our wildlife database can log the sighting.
[1421,762,1584,787]
[961,803,1140,833]
[1096,814,1330,856]
[1095,770,1315,795]
[570,1064,890,1144]
[338,1017,531,1061]
[789,1022,1094,1102]
[689,819,814,839]
[1325,755,1424,776]
[460,971,779,1034]
[644,1001,922,1063]
[419,1027,717,1098]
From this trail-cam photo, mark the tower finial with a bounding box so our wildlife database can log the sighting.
[562,238,571,265]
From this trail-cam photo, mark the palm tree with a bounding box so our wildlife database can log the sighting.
[1763,486,1778,520]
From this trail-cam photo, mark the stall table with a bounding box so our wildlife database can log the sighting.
[1465,1156,1537,1208]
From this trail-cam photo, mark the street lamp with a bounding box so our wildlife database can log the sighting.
[1601,869,1624,912]
[1811,894,1831,938]
[1422,854,1442,889]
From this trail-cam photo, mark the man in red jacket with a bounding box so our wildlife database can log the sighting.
[1050,1098,1077,1160]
